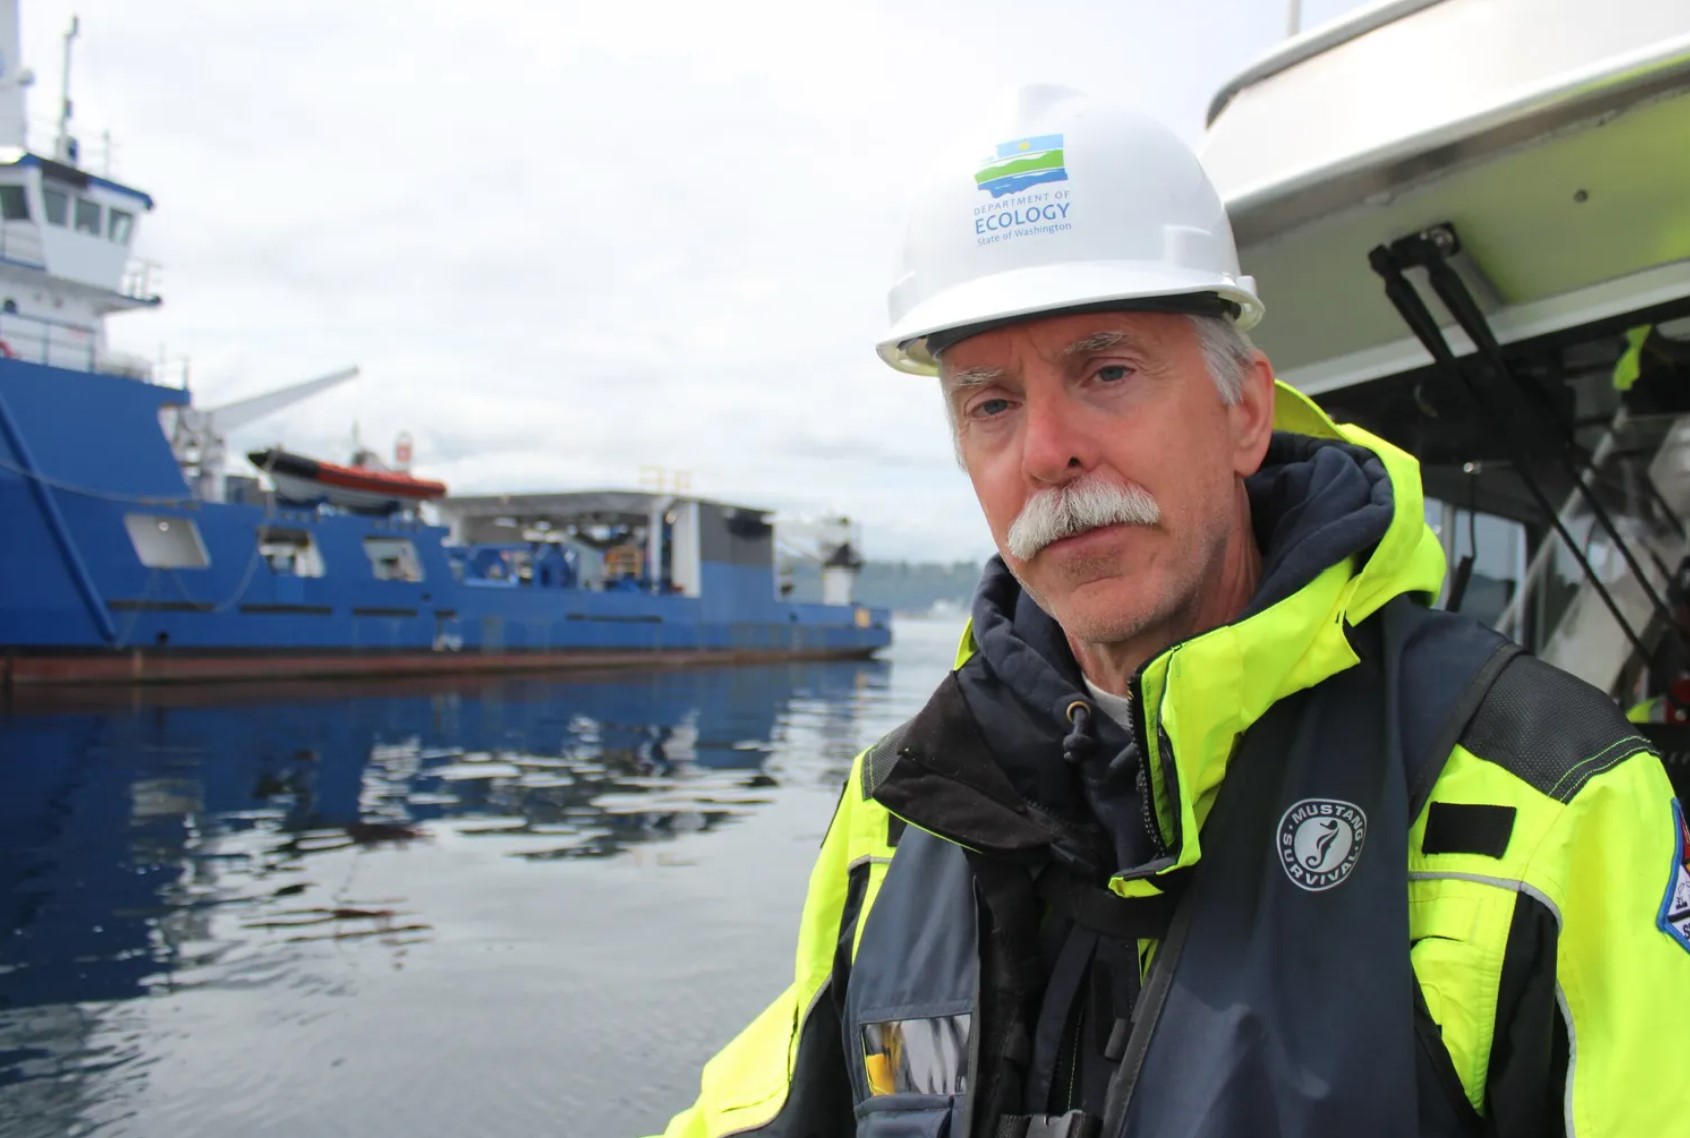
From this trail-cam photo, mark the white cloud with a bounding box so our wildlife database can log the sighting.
[19,0,1371,560]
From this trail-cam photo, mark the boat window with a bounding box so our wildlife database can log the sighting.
[259,527,325,577]
[73,198,101,236]
[0,186,29,221]
[108,208,133,244]
[364,537,424,582]
[1429,500,1527,632]
[42,187,67,226]
[123,513,211,569]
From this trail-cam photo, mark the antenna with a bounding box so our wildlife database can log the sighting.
[54,15,78,166]
[1286,0,1302,37]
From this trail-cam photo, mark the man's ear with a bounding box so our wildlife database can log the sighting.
[1230,352,1276,477]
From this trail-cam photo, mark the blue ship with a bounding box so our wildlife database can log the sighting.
[0,14,889,688]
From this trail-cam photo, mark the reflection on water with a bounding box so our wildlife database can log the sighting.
[0,617,961,1138]
[4,666,865,1009]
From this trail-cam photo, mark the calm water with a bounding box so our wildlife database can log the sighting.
[0,616,962,1138]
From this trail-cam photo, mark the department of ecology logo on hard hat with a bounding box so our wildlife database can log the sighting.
[975,134,1068,197]
[1277,799,1367,891]
[972,134,1073,246]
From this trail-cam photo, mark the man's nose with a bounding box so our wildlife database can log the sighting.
[1021,384,1096,486]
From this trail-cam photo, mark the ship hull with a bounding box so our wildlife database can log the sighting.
[1,642,882,688]
[0,357,893,686]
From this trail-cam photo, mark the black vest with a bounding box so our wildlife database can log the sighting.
[848,599,1519,1138]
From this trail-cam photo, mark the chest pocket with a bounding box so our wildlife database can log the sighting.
[854,1092,960,1138]
[844,829,980,1137]
[852,1012,971,1137]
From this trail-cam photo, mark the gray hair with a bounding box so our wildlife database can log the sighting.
[937,313,1257,461]
[1189,313,1255,406]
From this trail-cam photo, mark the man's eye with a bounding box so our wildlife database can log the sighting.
[972,398,1012,418]
[1094,364,1133,383]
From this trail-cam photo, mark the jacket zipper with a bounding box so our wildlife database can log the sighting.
[1128,669,1170,859]
[1061,998,1084,1110]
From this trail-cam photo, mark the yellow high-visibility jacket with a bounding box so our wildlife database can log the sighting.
[651,387,1690,1137]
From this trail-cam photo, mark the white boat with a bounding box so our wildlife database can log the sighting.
[1201,0,1690,735]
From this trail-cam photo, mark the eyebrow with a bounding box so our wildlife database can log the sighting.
[945,365,1006,391]
[941,329,1146,399]
[1063,330,1137,357]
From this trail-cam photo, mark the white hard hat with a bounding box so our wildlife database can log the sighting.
[877,84,1262,376]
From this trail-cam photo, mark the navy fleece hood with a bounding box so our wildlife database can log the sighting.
[955,431,1399,875]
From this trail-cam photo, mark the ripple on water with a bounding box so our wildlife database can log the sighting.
[0,617,962,1136]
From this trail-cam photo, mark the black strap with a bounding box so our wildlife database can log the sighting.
[1027,926,1097,1110]
[1034,867,1182,941]
[1403,631,1522,821]
[1350,597,1523,820]
[994,1110,1102,1138]
[1091,936,1141,1062]
[968,853,1047,1137]
[1098,824,1214,1136]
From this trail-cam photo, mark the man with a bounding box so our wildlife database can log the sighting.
[650,87,1690,1137]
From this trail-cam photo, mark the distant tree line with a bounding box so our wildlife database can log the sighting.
[785,559,984,614]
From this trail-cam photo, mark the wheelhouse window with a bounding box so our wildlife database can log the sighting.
[259,527,326,577]
[108,208,133,244]
[364,537,424,582]
[73,198,101,236]
[42,188,67,226]
[0,186,30,221]
[123,514,210,569]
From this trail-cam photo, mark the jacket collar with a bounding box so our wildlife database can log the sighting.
[952,383,1446,892]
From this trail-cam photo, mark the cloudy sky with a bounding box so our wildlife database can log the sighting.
[22,0,1369,561]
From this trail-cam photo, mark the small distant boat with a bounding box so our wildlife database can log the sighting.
[248,447,447,513]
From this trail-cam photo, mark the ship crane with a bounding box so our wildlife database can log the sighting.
[166,366,358,501]
[775,513,865,605]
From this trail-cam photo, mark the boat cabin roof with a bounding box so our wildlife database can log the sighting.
[1196,0,1690,554]
[1204,0,1690,236]
[1206,0,1446,128]
[1201,0,1690,396]
[435,490,770,530]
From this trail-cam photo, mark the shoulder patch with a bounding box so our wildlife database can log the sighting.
[1658,799,1690,956]
[1460,654,1655,802]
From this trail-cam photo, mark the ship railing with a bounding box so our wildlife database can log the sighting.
[122,257,162,302]
[21,119,121,178]
[149,356,191,387]
[0,310,99,372]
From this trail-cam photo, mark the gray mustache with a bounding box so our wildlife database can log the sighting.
[1006,478,1161,560]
